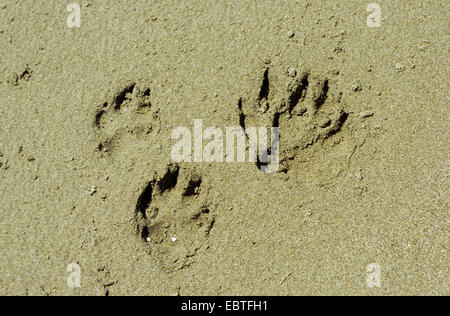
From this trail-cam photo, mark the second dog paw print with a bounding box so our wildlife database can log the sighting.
[94,81,160,154]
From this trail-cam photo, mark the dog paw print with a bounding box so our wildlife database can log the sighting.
[238,68,348,172]
[135,164,215,272]
[94,82,159,154]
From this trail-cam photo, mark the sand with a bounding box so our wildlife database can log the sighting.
[0,0,448,296]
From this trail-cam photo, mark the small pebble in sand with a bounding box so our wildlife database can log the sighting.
[287,67,297,77]
[287,31,295,38]
[360,111,374,118]
[89,187,97,196]
[356,168,364,180]
[395,63,406,71]
[352,83,362,92]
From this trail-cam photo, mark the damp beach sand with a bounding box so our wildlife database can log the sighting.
[0,1,448,296]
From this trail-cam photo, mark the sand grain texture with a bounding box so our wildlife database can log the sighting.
[0,0,448,295]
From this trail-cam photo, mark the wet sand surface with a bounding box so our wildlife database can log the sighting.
[0,1,448,295]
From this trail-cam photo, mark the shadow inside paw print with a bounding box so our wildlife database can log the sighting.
[0,152,8,171]
[135,164,215,272]
[238,68,348,173]
[94,82,159,154]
